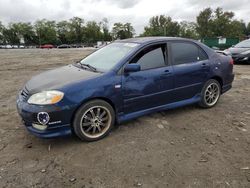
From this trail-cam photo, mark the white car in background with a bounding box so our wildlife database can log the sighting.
[5,45,12,49]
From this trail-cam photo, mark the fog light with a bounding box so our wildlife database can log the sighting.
[37,112,50,125]
[32,123,48,130]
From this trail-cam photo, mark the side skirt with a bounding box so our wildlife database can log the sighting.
[117,95,201,123]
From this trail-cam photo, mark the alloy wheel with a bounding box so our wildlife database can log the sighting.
[204,83,220,106]
[80,106,112,139]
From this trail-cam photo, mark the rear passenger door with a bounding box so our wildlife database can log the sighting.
[122,43,174,114]
[169,41,210,101]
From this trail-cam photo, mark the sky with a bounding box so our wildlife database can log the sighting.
[0,0,250,35]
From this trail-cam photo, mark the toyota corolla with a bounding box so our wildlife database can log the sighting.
[16,37,234,141]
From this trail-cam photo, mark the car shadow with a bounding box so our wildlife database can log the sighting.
[117,103,199,127]
[36,104,201,146]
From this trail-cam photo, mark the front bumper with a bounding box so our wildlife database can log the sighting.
[16,95,76,138]
[25,123,71,138]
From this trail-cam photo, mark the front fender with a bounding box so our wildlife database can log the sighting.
[61,72,123,115]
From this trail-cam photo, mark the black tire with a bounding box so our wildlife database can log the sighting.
[73,100,115,142]
[199,79,221,108]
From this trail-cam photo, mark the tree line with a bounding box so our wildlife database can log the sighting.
[0,17,135,46]
[0,7,250,46]
[141,7,250,39]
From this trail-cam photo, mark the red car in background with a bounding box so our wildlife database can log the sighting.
[40,44,54,49]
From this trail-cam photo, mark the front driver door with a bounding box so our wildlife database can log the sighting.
[122,43,174,114]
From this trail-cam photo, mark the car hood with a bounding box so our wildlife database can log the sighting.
[25,64,101,93]
[225,47,250,55]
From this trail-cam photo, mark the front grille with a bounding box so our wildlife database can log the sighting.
[20,87,29,101]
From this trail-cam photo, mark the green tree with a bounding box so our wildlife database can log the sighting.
[0,21,4,44]
[68,17,84,43]
[142,15,180,37]
[196,8,213,38]
[211,7,235,37]
[17,22,37,45]
[123,23,135,38]
[112,22,135,39]
[57,20,70,44]
[34,19,57,45]
[84,21,102,44]
[100,18,112,41]
[241,21,248,36]
[227,20,246,39]
[2,23,20,44]
[246,22,250,36]
[112,22,123,39]
[196,7,247,39]
[179,21,198,39]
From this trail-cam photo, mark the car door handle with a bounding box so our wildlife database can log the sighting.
[161,70,172,78]
[164,69,171,74]
[201,63,208,68]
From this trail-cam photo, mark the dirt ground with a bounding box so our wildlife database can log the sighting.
[0,49,249,188]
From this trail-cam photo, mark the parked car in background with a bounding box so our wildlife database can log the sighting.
[17,37,234,141]
[5,45,12,49]
[40,44,54,49]
[71,44,83,48]
[57,44,71,49]
[224,39,250,64]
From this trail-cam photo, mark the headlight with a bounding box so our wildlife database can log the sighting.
[240,50,250,55]
[28,90,64,105]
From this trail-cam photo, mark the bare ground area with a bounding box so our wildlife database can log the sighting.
[0,49,249,188]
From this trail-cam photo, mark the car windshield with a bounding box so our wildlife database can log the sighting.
[80,42,139,71]
[235,40,250,48]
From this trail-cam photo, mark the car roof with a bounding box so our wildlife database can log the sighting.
[116,37,197,44]
[114,37,216,60]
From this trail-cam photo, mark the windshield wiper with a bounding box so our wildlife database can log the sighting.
[76,61,97,72]
[81,63,97,72]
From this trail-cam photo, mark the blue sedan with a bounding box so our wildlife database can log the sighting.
[16,37,234,141]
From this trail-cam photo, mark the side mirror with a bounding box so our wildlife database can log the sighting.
[124,64,141,73]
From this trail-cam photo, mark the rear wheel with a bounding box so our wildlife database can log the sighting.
[199,79,221,108]
[73,100,115,141]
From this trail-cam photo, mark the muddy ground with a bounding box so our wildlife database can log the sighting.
[0,49,249,188]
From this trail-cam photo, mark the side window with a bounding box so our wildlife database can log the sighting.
[131,44,166,70]
[171,42,208,65]
[198,48,208,61]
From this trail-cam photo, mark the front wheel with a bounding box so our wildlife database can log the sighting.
[199,79,221,108]
[73,100,115,141]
